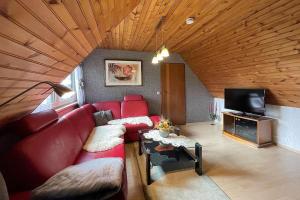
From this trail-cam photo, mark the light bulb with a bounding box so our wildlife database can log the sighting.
[157,52,163,61]
[152,56,158,64]
[161,47,169,57]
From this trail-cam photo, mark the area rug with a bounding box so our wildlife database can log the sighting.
[132,143,230,200]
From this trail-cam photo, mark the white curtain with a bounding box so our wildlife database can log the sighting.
[75,64,85,106]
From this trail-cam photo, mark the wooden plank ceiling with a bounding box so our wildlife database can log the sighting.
[0,0,299,125]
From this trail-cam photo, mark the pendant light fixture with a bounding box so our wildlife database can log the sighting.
[161,28,169,58]
[152,23,159,64]
[161,45,169,57]
[152,56,158,64]
[152,16,170,64]
[157,51,163,61]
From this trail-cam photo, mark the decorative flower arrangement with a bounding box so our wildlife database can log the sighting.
[155,117,172,138]
[208,102,219,125]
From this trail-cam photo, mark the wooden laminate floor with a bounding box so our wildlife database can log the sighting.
[126,122,300,200]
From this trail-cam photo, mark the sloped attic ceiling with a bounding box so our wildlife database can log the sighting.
[0,0,299,126]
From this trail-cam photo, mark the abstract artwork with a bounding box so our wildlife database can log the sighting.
[105,60,142,86]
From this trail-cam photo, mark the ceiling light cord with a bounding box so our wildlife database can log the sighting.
[152,16,169,64]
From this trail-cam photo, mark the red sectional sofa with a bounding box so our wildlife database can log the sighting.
[0,95,159,200]
[93,95,159,142]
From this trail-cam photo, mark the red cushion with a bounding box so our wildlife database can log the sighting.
[14,109,58,137]
[75,143,125,164]
[121,101,149,118]
[93,101,121,119]
[123,94,143,101]
[63,107,95,142]
[0,118,82,192]
[124,123,151,142]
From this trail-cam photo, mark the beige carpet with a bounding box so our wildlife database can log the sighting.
[126,142,230,200]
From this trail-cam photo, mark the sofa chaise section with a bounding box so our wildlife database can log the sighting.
[0,94,158,200]
[0,105,127,200]
[93,95,160,142]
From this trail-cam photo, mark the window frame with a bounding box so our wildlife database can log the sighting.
[33,69,78,113]
[51,73,77,109]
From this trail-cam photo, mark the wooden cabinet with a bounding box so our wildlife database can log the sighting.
[161,63,186,125]
[223,112,272,147]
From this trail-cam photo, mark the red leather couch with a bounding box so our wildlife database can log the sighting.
[0,94,159,200]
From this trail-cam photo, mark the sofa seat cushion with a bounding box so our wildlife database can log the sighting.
[108,116,153,127]
[74,143,127,200]
[10,192,30,200]
[83,125,125,152]
[75,143,125,164]
[122,116,159,142]
[124,123,151,142]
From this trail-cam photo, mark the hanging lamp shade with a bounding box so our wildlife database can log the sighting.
[161,46,169,57]
[152,56,159,64]
[157,51,163,61]
[51,83,74,97]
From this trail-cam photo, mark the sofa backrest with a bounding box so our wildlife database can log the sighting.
[56,103,78,117]
[0,118,82,193]
[63,105,95,143]
[81,104,96,116]
[0,109,59,155]
[13,109,58,137]
[123,94,144,101]
[93,101,121,119]
[121,100,149,118]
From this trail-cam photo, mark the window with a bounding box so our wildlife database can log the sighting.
[33,68,78,113]
[52,73,76,108]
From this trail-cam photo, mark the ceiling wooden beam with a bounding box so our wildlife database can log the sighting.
[0,0,300,126]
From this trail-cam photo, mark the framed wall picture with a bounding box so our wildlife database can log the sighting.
[105,59,142,86]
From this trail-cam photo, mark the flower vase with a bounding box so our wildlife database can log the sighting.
[159,129,170,138]
[210,119,216,125]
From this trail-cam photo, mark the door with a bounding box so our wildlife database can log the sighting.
[161,63,186,125]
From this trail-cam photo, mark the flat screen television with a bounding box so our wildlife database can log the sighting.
[224,88,266,115]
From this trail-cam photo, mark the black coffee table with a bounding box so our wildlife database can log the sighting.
[138,129,202,185]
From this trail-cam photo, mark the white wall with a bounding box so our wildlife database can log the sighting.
[214,98,300,152]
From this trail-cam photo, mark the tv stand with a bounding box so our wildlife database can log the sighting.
[222,112,273,147]
[230,112,262,120]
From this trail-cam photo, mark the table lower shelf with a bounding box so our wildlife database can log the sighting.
[139,140,202,184]
[223,131,273,148]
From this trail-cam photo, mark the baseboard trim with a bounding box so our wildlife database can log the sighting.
[276,143,300,154]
